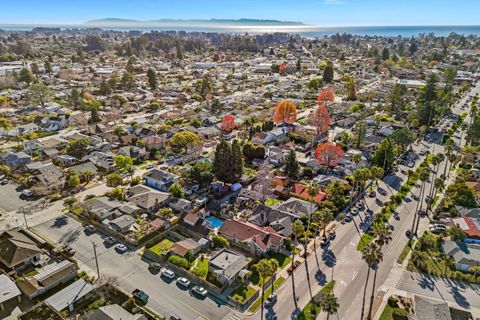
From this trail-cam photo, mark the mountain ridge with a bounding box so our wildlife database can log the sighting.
[85,18,305,26]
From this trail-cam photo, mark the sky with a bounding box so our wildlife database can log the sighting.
[2,0,480,26]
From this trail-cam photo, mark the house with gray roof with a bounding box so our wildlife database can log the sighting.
[45,278,94,312]
[414,295,452,320]
[0,230,42,270]
[0,274,21,312]
[88,304,147,320]
[441,240,480,272]
[109,215,136,234]
[209,248,249,286]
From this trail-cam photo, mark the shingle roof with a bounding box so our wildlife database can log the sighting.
[0,230,42,269]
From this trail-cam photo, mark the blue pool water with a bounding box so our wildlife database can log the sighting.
[206,216,224,229]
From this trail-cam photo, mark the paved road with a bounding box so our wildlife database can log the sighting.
[0,182,110,231]
[33,216,231,320]
[248,84,480,320]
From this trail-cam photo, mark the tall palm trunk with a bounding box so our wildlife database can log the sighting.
[360,267,371,320]
[260,278,265,320]
[415,180,426,235]
[367,268,378,320]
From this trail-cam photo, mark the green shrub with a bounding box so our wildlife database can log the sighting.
[168,255,189,269]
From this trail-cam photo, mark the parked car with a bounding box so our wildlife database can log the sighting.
[84,225,95,234]
[177,277,191,288]
[21,189,33,197]
[115,244,128,253]
[132,289,149,304]
[146,164,154,170]
[104,237,117,245]
[265,293,278,306]
[405,229,412,238]
[407,162,415,168]
[0,179,8,185]
[368,191,376,198]
[161,267,176,279]
[148,263,162,271]
[350,208,359,216]
[192,286,208,297]
[84,194,95,200]
[320,238,330,248]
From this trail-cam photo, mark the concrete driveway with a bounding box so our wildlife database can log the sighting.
[33,216,232,320]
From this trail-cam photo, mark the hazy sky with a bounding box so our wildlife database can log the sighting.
[2,0,479,26]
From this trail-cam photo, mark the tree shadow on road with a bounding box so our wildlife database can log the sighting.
[449,286,470,309]
[51,216,68,228]
[315,270,327,286]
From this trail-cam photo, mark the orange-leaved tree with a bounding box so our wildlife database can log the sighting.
[221,115,236,132]
[317,87,335,108]
[273,100,297,125]
[309,104,331,135]
[279,63,287,74]
[314,142,344,168]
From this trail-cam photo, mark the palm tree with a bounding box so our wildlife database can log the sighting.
[448,224,466,241]
[290,220,305,269]
[317,208,334,240]
[318,292,339,320]
[360,242,383,320]
[373,225,392,248]
[410,166,429,237]
[257,258,276,320]
[406,169,413,184]
[306,182,320,246]
[370,166,384,187]
[80,171,95,186]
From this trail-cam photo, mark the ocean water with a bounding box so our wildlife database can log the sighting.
[1,24,480,38]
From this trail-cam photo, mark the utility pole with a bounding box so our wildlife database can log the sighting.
[92,242,100,282]
[20,206,29,229]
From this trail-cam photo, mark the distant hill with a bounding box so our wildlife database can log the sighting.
[85,18,305,26]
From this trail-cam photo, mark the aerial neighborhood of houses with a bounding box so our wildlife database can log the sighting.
[0,26,479,320]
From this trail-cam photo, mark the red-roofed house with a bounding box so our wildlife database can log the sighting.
[291,183,327,204]
[218,219,284,256]
[451,217,480,239]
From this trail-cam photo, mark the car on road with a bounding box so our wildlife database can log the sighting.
[146,164,154,170]
[265,293,278,306]
[368,190,376,198]
[84,194,95,200]
[0,179,8,185]
[115,244,128,253]
[320,238,330,248]
[177,277,191,288]
[407,162,415,168]
[148,263,162,271]
[350,208,359,216]
[405,229,412,238]
[132,289,149,304]
[84,225,95,234]
[160,267,176,279]
[328,231,336,240]
[169,315,182,320]
[355,201,365,209]
[104,236,117,245]
[192,286,208,297]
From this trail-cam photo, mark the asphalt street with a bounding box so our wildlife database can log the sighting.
[33,215,232,320]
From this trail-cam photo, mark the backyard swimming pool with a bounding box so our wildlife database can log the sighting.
[206,216,225,229]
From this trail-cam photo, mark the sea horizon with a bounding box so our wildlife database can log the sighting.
[1,23,480,38]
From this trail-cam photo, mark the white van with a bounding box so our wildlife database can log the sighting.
[21,189,33,197]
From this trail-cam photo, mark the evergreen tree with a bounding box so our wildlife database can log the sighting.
[99,79,111,95]
[284,149,299,178]
[147,68,157,90]
[90,107,101,124]
[296,58,301,71]
[381,47,390,60]
[213,139,231,182]
[323,62,334,83]
[231,140,244,181]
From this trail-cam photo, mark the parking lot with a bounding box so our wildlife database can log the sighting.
[0,182,35,212]
[33,215,232,320]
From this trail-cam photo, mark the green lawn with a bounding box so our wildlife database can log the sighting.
[191,257,209,279]
[248,277,286,313]
[297,302,321,320]
[396,240,413,264]
[229,284,257,303]
[148,239,173,256]
[267,252,292,269]
[319,280,335,294]
[356,233,374,251]
[379,303,408,320]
